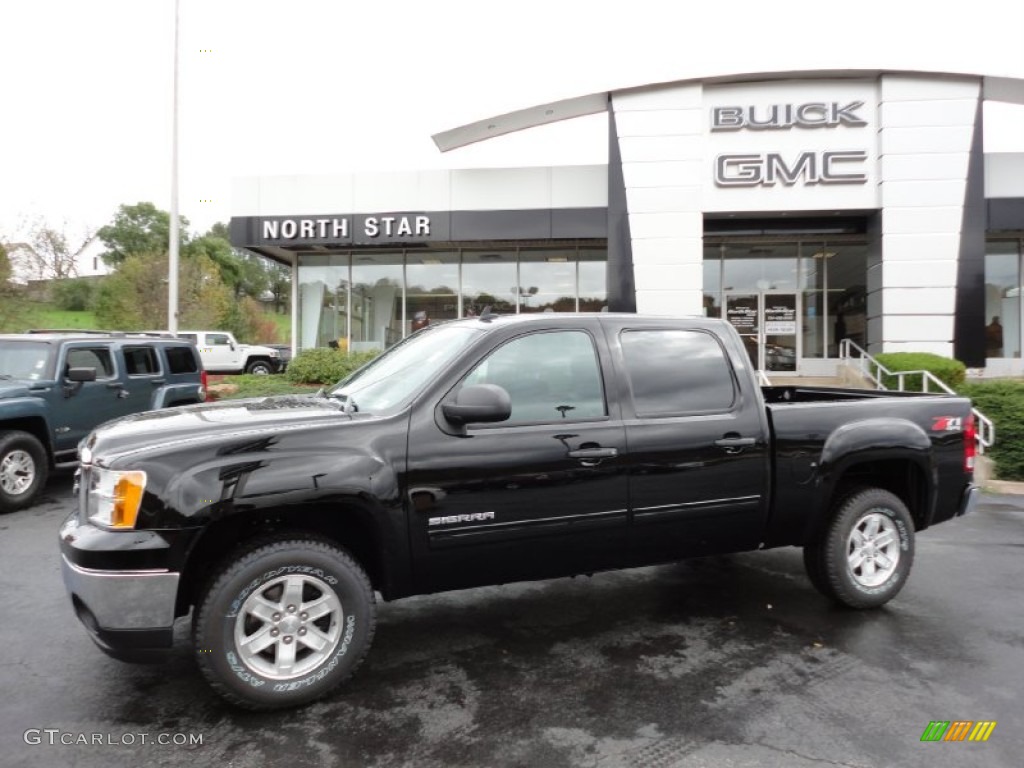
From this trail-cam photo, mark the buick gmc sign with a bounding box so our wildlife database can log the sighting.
[711,99,870,188]
[710,101,868,131]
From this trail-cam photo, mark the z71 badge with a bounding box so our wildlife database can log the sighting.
[932,416,963,432]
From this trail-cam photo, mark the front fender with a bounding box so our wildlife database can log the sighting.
[135,447,393,528]
[0,396,54,453]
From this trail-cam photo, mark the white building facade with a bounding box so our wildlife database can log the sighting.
[231,69,1024,375]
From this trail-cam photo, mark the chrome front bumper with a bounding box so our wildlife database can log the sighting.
[61,555,179,631]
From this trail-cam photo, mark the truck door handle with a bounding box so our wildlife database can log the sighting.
[106,381,123,389]
[568,447,619,466]
[150,378,166,385]
[714,436,756,454]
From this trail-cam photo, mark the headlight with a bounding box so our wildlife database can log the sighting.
[269,350,280,358]
[86,467,147,530]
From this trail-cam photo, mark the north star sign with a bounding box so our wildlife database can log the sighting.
[711,100,869,187]
[261,214,432,241]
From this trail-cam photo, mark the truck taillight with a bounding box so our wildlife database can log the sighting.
[199,370,208,402]
[964,412,976,473]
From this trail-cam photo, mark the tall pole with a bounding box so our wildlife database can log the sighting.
[168,0,180,333]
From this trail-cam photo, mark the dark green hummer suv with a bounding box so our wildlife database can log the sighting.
[0,332,205,513]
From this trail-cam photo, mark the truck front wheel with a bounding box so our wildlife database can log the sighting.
[0,430,48,514]
[245,358,273,375]
[193,538,376,710]
[804,487,915,609]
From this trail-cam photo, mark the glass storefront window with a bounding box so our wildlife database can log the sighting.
[297,253,350,351]
[722,243,799,292]
[824,244,868,357]
[985,240,1022,358]
[405,252,459,331]
[578,249,607,312]
[298,246,609,350]
[351,255,403,351]
[518,249,578,313]
[703,244,723,317]
[703,239,867,364]
[462,251,516,315]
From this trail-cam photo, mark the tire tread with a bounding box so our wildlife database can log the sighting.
[193,536,376,710]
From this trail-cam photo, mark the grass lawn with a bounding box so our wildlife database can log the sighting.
[33,308,100,330]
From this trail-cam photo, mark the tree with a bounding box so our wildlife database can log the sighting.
[189,233,244,294]
[97,202,190,265]
[94,252,231,331]
[266,262,291,314]
[0,244,36,332]
[26,219,94,280]
[204,222,276,302]
[1,218,93,282]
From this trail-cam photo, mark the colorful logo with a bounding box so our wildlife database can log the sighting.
[920,721,997,742]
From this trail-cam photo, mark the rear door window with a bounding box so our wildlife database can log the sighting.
[620,329,736,417]
[123,346,161,376]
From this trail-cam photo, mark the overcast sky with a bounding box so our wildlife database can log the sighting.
[2,0,1023,243]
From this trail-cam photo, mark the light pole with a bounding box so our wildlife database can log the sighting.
[168,0,180,333]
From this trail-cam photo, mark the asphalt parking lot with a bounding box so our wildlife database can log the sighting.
[1,471,1022,768]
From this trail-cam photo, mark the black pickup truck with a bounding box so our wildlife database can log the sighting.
[60,314,978,709]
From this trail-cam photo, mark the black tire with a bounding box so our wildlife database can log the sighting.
[0,431,49,514]
[804,487,915,609]
[193,537,376,710]
[802,538,830,597]
[245,359,273,375]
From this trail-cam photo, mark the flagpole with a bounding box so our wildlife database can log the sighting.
[168,0,180,333]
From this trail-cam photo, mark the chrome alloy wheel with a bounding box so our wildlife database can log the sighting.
[234,574,344,680]
[0,449,35,496]
[846,511,901,588]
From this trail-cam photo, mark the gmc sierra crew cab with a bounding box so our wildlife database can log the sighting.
[59,313,979,710]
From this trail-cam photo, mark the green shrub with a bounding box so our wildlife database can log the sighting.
[873,352,966,391]
[52,278,96,311]
[285,348,380,385]
[959,379,1024,481]
[219,374,319,400]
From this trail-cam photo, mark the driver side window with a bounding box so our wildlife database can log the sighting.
[464,331,606,424]
[65,347,115,379]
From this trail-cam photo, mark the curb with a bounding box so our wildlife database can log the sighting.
[976,455,1024,495]
[981,480,1024,496]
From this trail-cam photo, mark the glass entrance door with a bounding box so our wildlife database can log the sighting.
[724,292,800,372]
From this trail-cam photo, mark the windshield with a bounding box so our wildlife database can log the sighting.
[0,341,54,380]
[328,325,482,414]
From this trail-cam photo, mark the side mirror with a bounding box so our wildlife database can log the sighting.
[63,366,97,398]
[66,367,97,383]
[442,384,511,425]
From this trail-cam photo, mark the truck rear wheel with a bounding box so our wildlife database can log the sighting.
[0,431,48,513]
[804,487,915,609]
[193,537,376,710]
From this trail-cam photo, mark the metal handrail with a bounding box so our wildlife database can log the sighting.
[838,339,995,452]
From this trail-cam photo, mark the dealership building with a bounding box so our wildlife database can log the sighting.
[229,69,1024,376]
